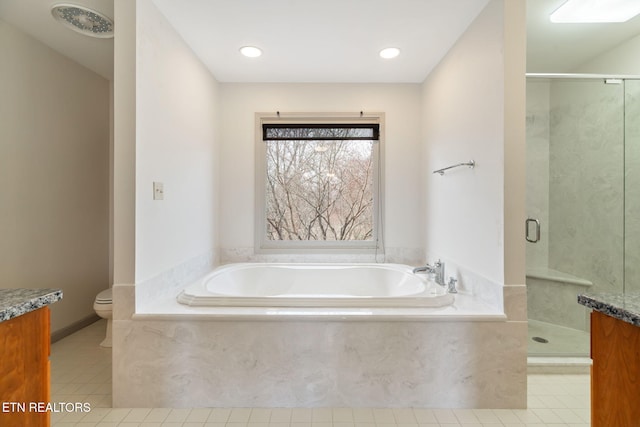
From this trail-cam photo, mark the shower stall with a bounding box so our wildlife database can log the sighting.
[526,75,640,357]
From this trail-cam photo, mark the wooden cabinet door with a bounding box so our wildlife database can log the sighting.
[0,307,50,427]
[591,311,640,426]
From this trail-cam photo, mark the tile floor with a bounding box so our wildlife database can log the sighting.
[50,320,591,427]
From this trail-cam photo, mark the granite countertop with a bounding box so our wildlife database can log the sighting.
[0,288,63,323]
[578,292,640,327]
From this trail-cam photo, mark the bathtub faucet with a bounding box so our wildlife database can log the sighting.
[413,260,445,286]
[412,265,435,274]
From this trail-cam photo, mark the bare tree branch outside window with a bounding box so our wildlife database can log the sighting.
[264,126,375,241]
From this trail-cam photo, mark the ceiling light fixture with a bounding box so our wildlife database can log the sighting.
[379,47,400,59]
[239,46,263,58]
[550,0,640,23]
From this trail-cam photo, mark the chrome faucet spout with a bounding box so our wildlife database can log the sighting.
[413,260,445,287]
[412,265,434,274]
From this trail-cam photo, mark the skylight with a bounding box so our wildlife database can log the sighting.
[550,0,640,23]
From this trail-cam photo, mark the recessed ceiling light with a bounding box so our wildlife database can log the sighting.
[550,0,640,23]
[379,47,400,59]
[240,46,262,58]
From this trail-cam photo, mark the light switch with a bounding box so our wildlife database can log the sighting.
[153,182,164,200]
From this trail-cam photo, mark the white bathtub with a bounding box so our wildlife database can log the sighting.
[177,263,454,308]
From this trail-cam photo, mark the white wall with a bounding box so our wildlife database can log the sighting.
[502,0,527,288]
[0,19,110,333]
[218,83,424,262]
[418,1,526,367]
[422,0,524,285]
[134,0,220,285]
[113,0,137,289]
[574,33,640,75]
[113,0,220,312]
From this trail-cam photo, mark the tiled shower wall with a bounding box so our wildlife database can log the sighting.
[625,80,640,292]
[548,80,625,294]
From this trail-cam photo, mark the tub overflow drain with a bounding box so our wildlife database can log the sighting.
[532,336,549,343]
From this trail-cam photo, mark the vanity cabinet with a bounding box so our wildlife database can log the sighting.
[0,307,51,426]
[590,310,640,426]
[0,289,62,427]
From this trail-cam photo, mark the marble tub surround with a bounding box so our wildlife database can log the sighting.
[423,256,506,313]
[117,258,526,409]
[504,284,527,321]
[578,292,640,327]
[113,318,526,408]
[0,288,63,322]
[134,290,505,321]
[135,249,217,311]
[115,266,525,408]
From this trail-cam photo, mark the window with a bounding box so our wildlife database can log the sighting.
[256,114,383,252]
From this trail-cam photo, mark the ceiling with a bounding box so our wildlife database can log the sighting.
[150,0,489,83]
[1,0,640,82]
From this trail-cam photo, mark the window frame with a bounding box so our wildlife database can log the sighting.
[254,112,385,254]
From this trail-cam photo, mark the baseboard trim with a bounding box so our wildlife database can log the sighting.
[51,314,101,343]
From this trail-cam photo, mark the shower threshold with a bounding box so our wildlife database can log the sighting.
[527,356,592,374]
[527,319,590,374]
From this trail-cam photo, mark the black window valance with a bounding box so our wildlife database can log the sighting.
[263,124,379,141]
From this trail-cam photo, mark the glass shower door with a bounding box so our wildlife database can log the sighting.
[526,77,625,357]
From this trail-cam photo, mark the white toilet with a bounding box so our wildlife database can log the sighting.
[93,288,113,347]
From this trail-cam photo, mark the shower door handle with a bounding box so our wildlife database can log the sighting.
[525,218,540,243]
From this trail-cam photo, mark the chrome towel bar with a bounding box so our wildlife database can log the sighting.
[433,160,475,176]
